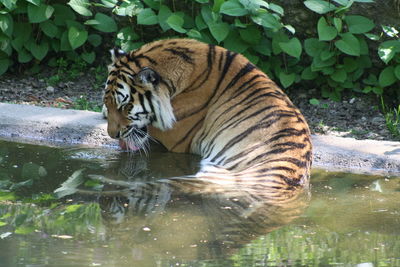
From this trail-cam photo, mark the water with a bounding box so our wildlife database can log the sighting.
[0,140,399,267]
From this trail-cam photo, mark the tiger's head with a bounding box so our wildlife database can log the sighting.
[103,48,176,151]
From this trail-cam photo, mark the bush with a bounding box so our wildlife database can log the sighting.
[0,0,399,104]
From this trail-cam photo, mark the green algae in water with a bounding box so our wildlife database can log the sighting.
[0,140,400,267]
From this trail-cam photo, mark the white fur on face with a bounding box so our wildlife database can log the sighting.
[151,90,176,131]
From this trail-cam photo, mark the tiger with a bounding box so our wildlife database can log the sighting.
[103,38,312,197]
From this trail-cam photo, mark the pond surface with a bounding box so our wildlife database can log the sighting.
[0,140,399,267]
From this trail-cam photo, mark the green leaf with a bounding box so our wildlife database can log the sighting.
[40,21,59,38]
[311,56,335,71]
[394,65,400,80]
[279,72,296,88]
[301,67,318,80]
[158,5,172,31]
[363,74,377,86]
[28,3,54,23]
[279,37,302,59]
[268,3,284,16]
[53,4,76,26]
[378,40,400,64]
[357,35,369,55]
[0,221,7,227]
[220,0,248,16]
[309,98,320,105]
[239,25,261,45]
[116,27,138,41]
[28,40,48,60]
[253,37,271,56]
[251,13,282,31]
[143,0,159,10]
[60,31,71,51]
[379,66,396,87]
[213,0,225,12]
[167,14,186,33]
[372,86,383,95]
[208,21,230,43]
[1,0,17,10]
[195,15,207,30]
[101,0,117,8]
[186,29,202,39]
[317,17,337,41]
[320,50,334,60]
[382,25,399,38]
[271,31,289,55]
[364,33,380,41]
[137,8,158,25]
[0,14,13,37]
[67,0,92,16]
[334,33,360,56]
[0,58,10,75]
[68,26,88,49]
[86,13,117,32]
[330,68,347,83]
[243,51,259,64]
[343,57,358,72]
[304,38,328,57]
[362,86,372,93]
[88,34,102,47]
[18,48,32,63]
[345,15,374,34]
[304,0,336,14]
[333,17,342,32]
[223,30,249,53]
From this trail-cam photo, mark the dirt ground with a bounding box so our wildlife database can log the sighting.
[0,71,395,142]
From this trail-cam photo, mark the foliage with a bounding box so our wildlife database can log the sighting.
[0,0,399,106]
[381,97,400,140]
[73,95,102,112]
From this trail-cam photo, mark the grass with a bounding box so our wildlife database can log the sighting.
[381,97,400,140]
[73,96,102,112]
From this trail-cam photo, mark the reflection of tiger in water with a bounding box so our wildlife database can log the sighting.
[103,38,312,195]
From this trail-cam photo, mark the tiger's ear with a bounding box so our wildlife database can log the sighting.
[136,67,160,85]
[110,47,126,62]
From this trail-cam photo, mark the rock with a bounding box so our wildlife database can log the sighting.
[371,116,385,125]
[46,86,55,93]
[31,81,39,88]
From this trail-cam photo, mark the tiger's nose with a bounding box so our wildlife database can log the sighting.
[107,127,121,139]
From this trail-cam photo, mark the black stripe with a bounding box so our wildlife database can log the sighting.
[138,93,146,113]
[164,48,194,64]
[144,44,163,53]
[268,128,308,143]
[272,141,306,149]
[214,62,256,102]
[120,60,130,69]
[182,44,215,92]
[145,91,155,115]
[160,78,175,95]
[201,105,279,156]
[171,118,204,150]
[134,54,157,65]
[208,112,297,161]
[175,50,238,121]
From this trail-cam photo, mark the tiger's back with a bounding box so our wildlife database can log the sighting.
[105,38,312,193]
